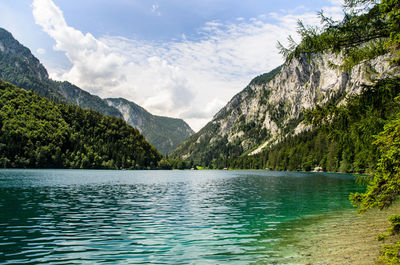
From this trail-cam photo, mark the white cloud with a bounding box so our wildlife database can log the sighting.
[32,0,342,131]
[151,3,161,16]
[36,47,46,54]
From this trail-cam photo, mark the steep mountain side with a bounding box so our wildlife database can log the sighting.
[0,80,161,169]
[0,27,193,154]
[52,80,123,118]
[0,28,58,99]
[105,98,194,154]
[171,53,399,165]
[0,28,122,118]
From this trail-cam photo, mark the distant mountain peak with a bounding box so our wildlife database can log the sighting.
[0,27,193,154]
[105,97,194,154]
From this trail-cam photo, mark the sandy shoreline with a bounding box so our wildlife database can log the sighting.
[275,204,400,264]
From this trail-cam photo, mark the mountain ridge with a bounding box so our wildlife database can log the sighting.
[0,79,162,169]
[0,27,193,154]
[105,97,193,154]
[171,52,399,166]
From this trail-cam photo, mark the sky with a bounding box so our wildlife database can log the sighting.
[0,0,343,131]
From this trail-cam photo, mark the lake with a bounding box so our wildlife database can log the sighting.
[0,169,363,264]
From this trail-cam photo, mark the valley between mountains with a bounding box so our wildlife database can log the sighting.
[1,0,400,263]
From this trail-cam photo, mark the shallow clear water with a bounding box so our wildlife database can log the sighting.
[0,169,363,264]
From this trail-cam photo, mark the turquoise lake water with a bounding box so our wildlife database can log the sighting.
[0,169,363,264]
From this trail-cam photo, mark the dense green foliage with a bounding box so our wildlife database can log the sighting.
[0,80,162,169]
[228,130,334,171]
[351,109,400,211]
[0,27,193,154]
[157,157,195,170]
[279,0,399,68]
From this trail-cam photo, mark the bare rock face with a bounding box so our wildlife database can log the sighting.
[172,53,399,162]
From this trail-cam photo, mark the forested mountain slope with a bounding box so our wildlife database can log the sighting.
[0,80,162,169]
[105,98,193,154]
[0,27,193,154]
[0,28,121,117]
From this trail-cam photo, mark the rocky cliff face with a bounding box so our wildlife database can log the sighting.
[171,53,399,163]
[105,98,194,155]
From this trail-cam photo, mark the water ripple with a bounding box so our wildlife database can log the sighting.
[0,169,361,264]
